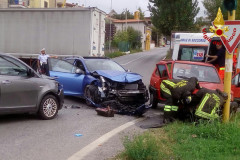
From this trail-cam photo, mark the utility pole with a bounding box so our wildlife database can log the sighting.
[125,8,127,31]
[109,0,112,53]
[223,0,237,122]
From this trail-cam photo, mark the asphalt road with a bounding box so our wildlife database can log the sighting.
[0,46,169,160]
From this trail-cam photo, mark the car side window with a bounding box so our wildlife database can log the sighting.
[65,59,75,65]
[75,60,85,72]
[155,68,160,76]
[167,63,172,75]
[49,58,77,73]
[0,56,28,76]
[157,65,168,78]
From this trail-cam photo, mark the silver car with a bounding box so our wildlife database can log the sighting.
[0,53,63,120]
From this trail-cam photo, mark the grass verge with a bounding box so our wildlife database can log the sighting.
[113,113,240,160]
[165,49,172,60]
[105,49,143,58]
[105,51,126,58]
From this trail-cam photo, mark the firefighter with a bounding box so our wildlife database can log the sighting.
[160,79,180,123]
[193,88,228,120]
[171,77,201,101]
[161,77,200,123]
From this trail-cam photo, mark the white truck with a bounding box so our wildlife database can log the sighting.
[171,32,213,62]
[0,8,106,66]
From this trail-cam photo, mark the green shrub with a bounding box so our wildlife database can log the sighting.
[105,51,125,58]
[130,49,143,54]
[121,132,160,160]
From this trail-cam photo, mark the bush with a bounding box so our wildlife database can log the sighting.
[105,51,125,58]
[113,27,142,51]
[121,132,160,160]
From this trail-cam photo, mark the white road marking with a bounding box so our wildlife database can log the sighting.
[120,54,149,66]
[67,117,146,160]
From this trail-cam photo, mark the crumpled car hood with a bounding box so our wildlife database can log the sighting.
[94,70,142,83]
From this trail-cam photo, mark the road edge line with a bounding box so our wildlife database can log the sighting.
[67,117,146,160]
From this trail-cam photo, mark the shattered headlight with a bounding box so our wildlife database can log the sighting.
[100,76,107,91]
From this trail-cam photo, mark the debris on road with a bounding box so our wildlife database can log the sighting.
[71,105,81,109]
[64,105,81,109]
[96,106,116,117]
[75,134,83,137]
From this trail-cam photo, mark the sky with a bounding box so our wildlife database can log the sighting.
[67,0,206,17]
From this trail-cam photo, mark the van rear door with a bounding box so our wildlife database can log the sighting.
[177,45,208,62]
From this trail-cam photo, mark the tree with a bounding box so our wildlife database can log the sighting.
[112,10,134,20]
[203,0,228,21]
[151,26,161,47]
[149,0,200,36]
[137,7,145,20]
[127,27,142,49]
[203,0,240,21]
[113,27,142,50]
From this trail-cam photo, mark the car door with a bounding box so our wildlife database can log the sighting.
[48,58,85,96]
[157,62,172,99]
[0,55,38,111]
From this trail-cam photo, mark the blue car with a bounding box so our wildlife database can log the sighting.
[47,57,149,115]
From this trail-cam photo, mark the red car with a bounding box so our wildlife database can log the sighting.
[149,60,240,108]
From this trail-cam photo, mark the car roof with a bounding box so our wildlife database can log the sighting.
[83,57,110,60]
[157,60,215,67]
[0,52,20,59]
[65,56,110,61]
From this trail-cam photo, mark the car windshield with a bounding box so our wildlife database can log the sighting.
[172,63,220,83]
[84,59,126,72]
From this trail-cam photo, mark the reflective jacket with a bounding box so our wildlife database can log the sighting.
[160,79,181,98]
[194,88,227,120]
[171,77,200,100]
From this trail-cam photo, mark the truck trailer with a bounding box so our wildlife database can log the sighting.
[0,8,106,65]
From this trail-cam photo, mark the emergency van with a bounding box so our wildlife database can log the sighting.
[171,33,213,62]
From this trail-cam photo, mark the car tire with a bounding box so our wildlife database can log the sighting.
[84,85,101,106]
[38,95,59,120]
[150,92,158,109]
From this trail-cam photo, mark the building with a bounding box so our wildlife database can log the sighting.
[113,11,152,50]
[0,8,106,56]
[0,0,57,8]
[29,0,50,8]
[0,0,8,8]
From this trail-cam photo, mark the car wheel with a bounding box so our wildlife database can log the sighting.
[84,85,101,106]
[150,92,158,109]
[38,95,59,120]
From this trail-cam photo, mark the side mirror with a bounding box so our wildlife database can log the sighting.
[126,69,131,72]
[27,69,35,77]
[75,68,84,74]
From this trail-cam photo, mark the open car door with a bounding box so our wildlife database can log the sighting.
[156,62,172,100]
[48,58,85,96]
